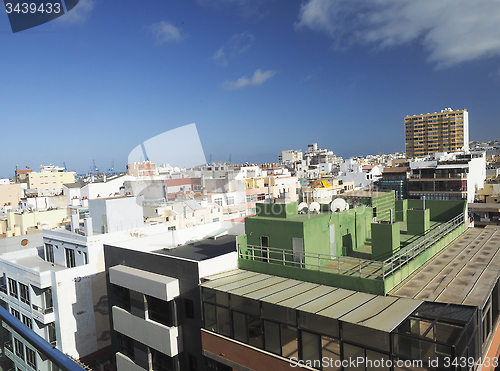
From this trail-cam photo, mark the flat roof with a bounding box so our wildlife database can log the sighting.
[468,203,500,212]
[390,226,500,309]
[341,190,392,197]
[201,269,422,333]
[153,234,236,262]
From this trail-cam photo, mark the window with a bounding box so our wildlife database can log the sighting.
[65,248,76,268]
[45,243,54,263]
[22,315,33,329]
[117,333,134,359]
[26,347,36,369]
[214,198,223,207]
[11,308,20,320]
[83,252,88,265]
[113,285,131,312]
[147,296,176,327]
[19,283,30,305]
[8,278,18,299]
[47,323,56,345]
[185,299,194,319]
[151,349,173,371]
[227,196,234,206]
[14,338,24,360]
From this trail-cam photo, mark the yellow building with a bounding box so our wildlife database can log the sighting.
[0,208,69,237]
[28,170,76,195]
[405,108,469,158]
[0,183,23,208]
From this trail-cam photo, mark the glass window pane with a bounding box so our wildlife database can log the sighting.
[264,320,280,355]
[216,291,229,307]
[299,312,339,338]
[216,307,231,336]
[248,316,262,348]
[204,303,216,331]
[202,288,215,303]
[343,323,390,352]
[233,311,247,343]
[343,343,364,371]
[366,349,390,371]
[281,324,298,359]
[301,331,320,365]
[231,295,260,316]
[262,302,295,326]
[322,336,341,371]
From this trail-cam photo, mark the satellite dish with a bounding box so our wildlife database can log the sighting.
[309,202,321,213]
[331,198,347,212]
[298,202,308,213]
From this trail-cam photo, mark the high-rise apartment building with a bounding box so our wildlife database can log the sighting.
[405,108,469,158]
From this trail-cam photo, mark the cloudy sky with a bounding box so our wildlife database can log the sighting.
[1,0,500,176]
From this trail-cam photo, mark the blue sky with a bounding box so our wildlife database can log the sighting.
[1,0,500,177]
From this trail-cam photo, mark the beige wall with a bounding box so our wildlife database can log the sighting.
[4,208,69,236]
[28,172,76,195]
[0,183,23,208]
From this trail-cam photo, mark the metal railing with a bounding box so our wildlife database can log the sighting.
[381,213,464,278]
[238,244,384,279]
[238,213,465,281]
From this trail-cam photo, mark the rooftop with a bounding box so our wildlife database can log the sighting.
[391,226,500,308]
[154,234,236,261]
[201,269,422,333]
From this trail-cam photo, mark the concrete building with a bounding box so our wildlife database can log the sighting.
[88,196,144,234]
[0,183,23,210]
[278,150,303,164]
[0,305,87,371]
[0,208,69,237]
[408,152,486,203]
[104,222,244,371]
[28,166,76,197]
[199,196,500,371]
[144,199,224,230]
[378,167,410,200]
[405,108,469,158]
[127,162,158,177]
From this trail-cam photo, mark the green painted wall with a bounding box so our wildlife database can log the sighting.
[372,191,396,222]
[371,222,401,261]
[407,208,431,235]
[407,200,465,221]
[395,200,408,222]
[256,202,298,218]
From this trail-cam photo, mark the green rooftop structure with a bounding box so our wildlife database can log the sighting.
[237,191,467,295]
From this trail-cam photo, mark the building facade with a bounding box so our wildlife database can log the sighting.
[405,108,469,158]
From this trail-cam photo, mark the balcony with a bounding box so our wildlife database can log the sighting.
[31,304,55,324]
[112,306,182,357]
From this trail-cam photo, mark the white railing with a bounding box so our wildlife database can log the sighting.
[238,244,384,279]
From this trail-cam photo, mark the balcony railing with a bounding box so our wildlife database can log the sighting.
[4,339,13,352]
[410,174,466,179]
[238,213,465,281]
[0,285,7,295]
[238,244,385,279]
[32,304,54,314]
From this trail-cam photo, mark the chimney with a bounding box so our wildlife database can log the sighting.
[70,212,79,232]
[84,217,93,236]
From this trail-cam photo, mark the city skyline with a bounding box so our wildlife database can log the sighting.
[1,0,500,178]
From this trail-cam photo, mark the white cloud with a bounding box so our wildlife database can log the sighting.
[212,32,255,67]
[58,0,94,23]
[223,69,276,90]
[295,0,500,68]
[149,21,182,44]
